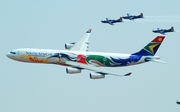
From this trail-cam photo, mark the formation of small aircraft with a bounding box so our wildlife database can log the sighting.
[7,29,166,79]
[152,26,175,35]
[101,13,144,25]
[101,13,175,35]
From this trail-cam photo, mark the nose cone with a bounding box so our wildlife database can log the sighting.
[6,52,16,60]
[6,52,11,58]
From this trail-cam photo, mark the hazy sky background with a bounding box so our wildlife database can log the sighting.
[1,0,180,112]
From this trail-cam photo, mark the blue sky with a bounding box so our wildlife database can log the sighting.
[1,0,180,112]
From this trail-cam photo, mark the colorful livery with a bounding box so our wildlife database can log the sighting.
[7,29,166,79]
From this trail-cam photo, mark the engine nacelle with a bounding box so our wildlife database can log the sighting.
[89,73,105,79]
[66,67,81,74]
[65,43,75,49]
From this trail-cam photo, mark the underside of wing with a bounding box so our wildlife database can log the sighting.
[70,29,91,51]
[65,61,132,77]
[108,22,114,25]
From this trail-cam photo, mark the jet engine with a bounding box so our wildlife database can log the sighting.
[89,73,105,79]
[65,43,75,50]
[66,67,81,74]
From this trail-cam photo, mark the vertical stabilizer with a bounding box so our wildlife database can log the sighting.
[140,13,143,18]
[170,26,174,32]
[132,36,165,56]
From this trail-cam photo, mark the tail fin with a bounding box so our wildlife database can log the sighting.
[132,36,165,56]
[170,26,174,32]
[119,17,123,22]
[140,13,143,18]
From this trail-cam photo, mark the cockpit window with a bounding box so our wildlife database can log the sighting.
[10,52,16,54]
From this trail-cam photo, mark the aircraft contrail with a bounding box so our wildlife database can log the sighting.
[145,15,180,18]
[139,15,180,22]
[175,30,180,32]
[122,15,180,23]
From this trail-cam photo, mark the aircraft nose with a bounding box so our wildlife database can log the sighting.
[6,52,15,59]
[6,52,11,58]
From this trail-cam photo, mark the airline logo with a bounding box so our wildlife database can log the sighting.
[144,36,165,55]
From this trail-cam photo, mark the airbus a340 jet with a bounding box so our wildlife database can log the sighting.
[122,13,144,20]
[7,29,166,79]
[101,17,123,25]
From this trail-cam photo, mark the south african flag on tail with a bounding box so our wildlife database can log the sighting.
[132,36,165,56]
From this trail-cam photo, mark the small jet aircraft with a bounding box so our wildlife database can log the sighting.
[122,13,144,20]
[7,29,166,79]
[176,101,180,105]
[152,27,174,35]
[101,17,123,25]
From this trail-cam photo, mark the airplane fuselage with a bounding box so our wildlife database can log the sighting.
[152,27,174,35]
[6,28,165,79]
[6,48,154,67]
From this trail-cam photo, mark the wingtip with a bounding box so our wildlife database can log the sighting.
[86,29,92,33]
[124,72,132,76]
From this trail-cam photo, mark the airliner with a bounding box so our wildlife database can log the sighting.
[6,29,166,79]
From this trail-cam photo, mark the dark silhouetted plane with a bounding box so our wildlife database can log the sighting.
[101,17,123,25]
[153,27,174,35]
[122,13,143,20]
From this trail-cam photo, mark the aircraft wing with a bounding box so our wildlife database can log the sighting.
[122,16,128,19]
[64,61,132,77]
[101,20,108,23]
[108,22,114,25]
[122,16,134,20]
[70,29,91,51]
[159,30,166,35]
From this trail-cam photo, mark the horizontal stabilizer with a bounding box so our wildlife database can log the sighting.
[152,59,167,64]
[145,58,166,64]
